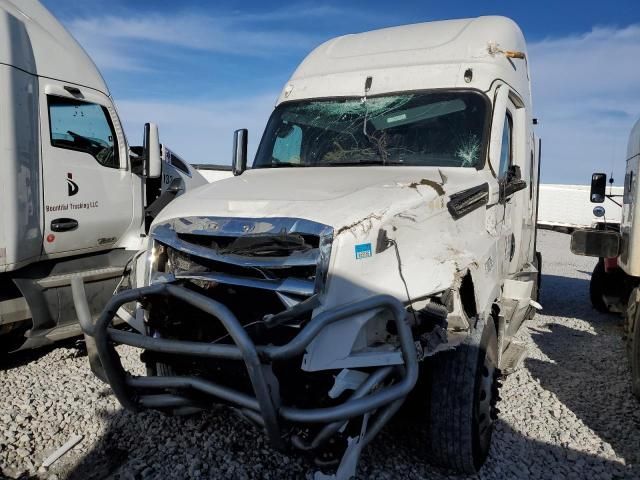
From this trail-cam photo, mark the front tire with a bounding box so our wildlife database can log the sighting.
[426,316,499,473]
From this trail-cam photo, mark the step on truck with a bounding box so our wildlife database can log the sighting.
[74,17,542,479]
[0,0,209,354]
[571,118,640,398]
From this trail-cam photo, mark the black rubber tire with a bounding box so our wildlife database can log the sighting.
[426,316,499,474]
[590,259,610,313]
[624,288,640,399]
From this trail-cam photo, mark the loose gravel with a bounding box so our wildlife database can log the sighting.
[1,230,639,479]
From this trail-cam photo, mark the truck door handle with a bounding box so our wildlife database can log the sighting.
[51,218,78,232]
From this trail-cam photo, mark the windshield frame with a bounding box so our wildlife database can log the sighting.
[253,88,492,171]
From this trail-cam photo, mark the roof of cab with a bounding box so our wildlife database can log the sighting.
[279,16,530,105]
[0,0,109,95]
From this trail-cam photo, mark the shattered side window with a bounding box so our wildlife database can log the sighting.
[498,113,513,178]
[253,91,489,169]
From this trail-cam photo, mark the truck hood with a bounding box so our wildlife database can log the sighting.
[153,166,490,231]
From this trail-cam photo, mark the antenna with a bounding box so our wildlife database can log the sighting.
[609,172,614,196]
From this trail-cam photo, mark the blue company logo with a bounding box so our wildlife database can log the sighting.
[355,243,372,259]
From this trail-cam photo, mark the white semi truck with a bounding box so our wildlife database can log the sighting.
[0,0,209,353]
[571,118,640,398]
[74,17,541,479]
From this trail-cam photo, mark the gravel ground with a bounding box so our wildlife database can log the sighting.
[1,230,639,479]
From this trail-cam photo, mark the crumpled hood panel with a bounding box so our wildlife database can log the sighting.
[152,166,490,231]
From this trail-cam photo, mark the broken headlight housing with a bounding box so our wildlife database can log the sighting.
[146,217,334,302]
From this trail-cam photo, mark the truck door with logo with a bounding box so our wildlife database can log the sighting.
[39,83,134,256]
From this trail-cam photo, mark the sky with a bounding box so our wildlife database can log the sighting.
[42,0,640,185]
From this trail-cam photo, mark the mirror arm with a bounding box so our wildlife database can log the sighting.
[499,179,527,202]
[605,195,622,208]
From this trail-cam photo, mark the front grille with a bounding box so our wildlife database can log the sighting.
[149,217,333,307]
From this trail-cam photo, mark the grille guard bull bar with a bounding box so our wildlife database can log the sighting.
[71,277,418,478]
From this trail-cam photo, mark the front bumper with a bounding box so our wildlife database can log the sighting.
[71,278,418,459]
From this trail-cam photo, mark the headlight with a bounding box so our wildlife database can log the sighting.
[146,241,170,285]
[314,230,333,294]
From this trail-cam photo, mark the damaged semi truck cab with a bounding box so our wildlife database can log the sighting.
[75,16,541,479]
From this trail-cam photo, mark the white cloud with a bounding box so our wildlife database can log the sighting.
[63,4,392,72]
[115,93,278,165]
[65,8,329,71]
[529,25,640,183]
[70,14,315,54]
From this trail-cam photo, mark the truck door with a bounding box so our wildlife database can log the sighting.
[503,96,530,275]
[39,83,134,256]
[497,104,516,276]
[490,85,530,278]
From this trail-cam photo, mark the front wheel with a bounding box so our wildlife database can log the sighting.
[426,315,500,473]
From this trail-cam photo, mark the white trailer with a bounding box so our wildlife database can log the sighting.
[0,0,207,352]
[538,184,623,233]
[75,16,541,479]
[571,118,640,398]
[192,164,234,183]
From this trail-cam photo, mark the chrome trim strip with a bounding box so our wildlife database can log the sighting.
[152,224,320,268]
[36,266,125,289]
[163,216,333,238]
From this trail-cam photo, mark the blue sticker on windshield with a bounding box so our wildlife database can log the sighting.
[355,243,372,259]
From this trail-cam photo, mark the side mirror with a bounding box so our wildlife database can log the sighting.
[500,165,527,201]
[507,164,522,183]
[144,123,161,179]
[232,129,248,176]
[590,172,607,203]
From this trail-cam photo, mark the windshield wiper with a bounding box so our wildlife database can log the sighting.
[268,162,304,168]
[325,160,409,166]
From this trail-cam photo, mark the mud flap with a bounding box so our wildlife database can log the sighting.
[502,279,538,338]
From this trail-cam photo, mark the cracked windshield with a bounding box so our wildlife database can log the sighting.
[253,91,488,168]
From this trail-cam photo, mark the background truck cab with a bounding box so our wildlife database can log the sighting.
[0,0,207,352]
[571,117,640,398]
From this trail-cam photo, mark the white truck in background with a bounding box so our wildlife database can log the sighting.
[537,184,623,233]
[75,17,541,479]
[0,0,208,353]
[192,164,234,183]
[571,118,640,398]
